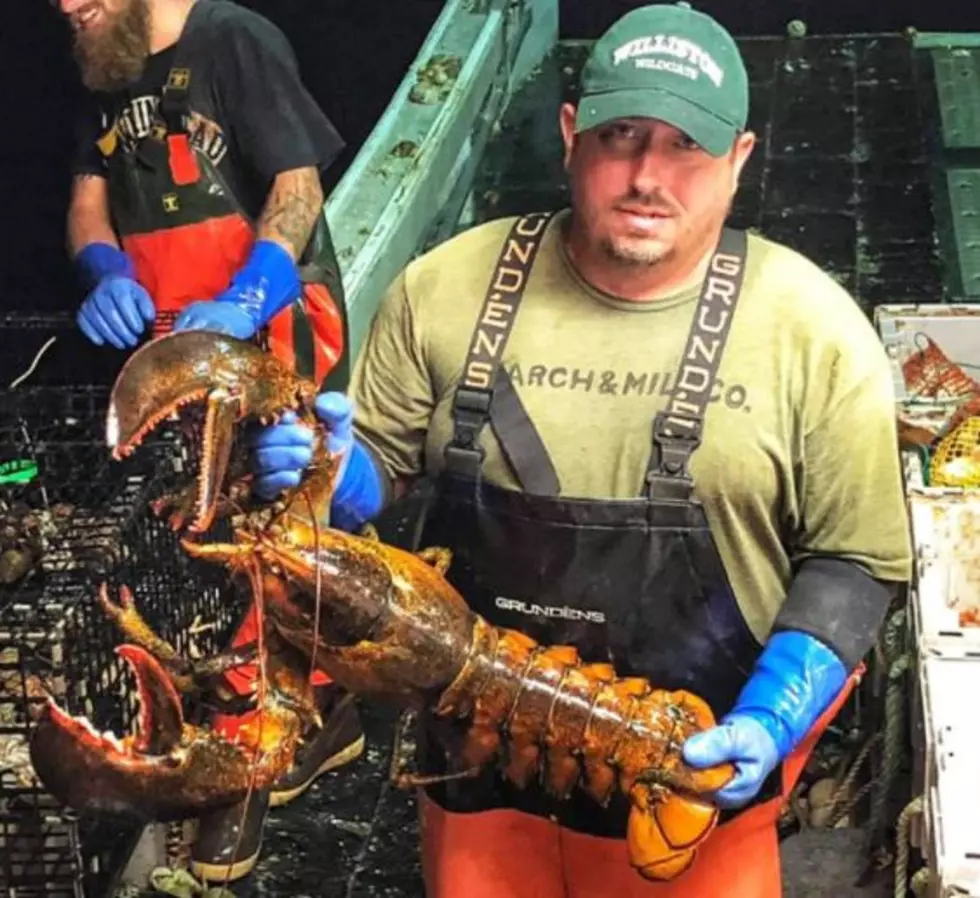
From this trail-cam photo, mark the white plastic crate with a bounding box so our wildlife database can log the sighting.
[908,492,980,656]
[918,656,980,897]
[875,303,980,404]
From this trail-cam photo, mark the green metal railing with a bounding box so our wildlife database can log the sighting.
[323,0,558,359]
[913,32,980,300]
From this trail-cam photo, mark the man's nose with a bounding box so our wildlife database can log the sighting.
[629,146,667,196]
[58,0,88,15]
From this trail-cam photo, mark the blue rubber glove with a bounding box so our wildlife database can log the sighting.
[682,630,848,809]
[248,393,385,532]
[173,239,300,338]
[75,243,156,350]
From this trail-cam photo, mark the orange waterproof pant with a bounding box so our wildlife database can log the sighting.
[420,670,861,898]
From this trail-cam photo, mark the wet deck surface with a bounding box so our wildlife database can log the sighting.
[218,34,933,898]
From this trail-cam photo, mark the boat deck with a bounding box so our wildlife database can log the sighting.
[215,31,961,898]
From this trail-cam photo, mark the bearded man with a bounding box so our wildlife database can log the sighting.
[57,0,362,883]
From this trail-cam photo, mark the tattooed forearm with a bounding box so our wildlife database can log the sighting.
[67,173,118,256]
[257,166,324,259]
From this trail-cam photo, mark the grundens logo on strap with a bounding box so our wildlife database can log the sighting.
[612,35,725,86]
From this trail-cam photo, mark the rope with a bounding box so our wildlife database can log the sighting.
[821,606,909,831]
[827,777,876,828]
[893,795,923,898]
[869,654,911,834]
[824,731,881,823]
[909,866,931,897]
[165,820,189,869]
[864,609,911,851]
[7,336,57,389]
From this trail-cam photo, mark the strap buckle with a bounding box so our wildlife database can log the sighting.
[450,387,492,449]
[444,387,491,476]
[454,387,492,416]
[443,443,486,476]
[645,412,702,502]
[651,411,702,476]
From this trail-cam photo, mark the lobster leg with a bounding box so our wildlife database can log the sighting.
[151,481,251,533]
[96,583,258,698]
[357,525,453,577]
[415,547,452,576]
[387,710,481,790]
[390,766,482,789]
[151,484,201,531]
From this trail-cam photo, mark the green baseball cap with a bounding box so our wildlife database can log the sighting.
[575,3,749,156]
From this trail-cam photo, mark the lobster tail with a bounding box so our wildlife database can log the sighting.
[627,786,719,880]
[433,617,734,881]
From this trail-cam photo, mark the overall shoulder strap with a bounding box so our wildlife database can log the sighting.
[443,211,559,495]
[645,227,750,503]
[143,1,213,183]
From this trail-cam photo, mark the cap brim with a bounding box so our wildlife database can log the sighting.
[574,88,737,157]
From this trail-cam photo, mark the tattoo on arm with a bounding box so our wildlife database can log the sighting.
[257,166,324,259]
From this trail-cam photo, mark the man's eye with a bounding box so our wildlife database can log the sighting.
[600,124,640,144]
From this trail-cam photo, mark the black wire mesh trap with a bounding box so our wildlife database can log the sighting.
[0,384,244,897]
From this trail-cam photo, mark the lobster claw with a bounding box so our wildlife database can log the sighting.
[29,643,198,821]
[105,331,318,533]
[28,642,296,822]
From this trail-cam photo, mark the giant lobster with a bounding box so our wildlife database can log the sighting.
[27,330,735,883]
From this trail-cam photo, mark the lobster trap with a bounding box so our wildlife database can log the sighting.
[875,304,980,897]
[0,382,244,897]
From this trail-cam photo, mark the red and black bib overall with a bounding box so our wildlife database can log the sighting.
[96,5,348,712]
[98,3,349,392]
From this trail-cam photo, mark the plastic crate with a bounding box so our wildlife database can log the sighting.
[0,385,243,897]
[874,303,980,404]
[918,656,980,897]
[898,401,980,494]
[907,491,980,657]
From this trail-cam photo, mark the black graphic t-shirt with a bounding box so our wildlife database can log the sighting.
[72,0,344,221]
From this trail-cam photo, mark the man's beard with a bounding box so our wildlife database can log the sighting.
[600,235,674,267]
[597,194,734,269]
[73,0,151,93]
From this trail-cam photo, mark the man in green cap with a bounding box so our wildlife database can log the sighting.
[248,3,911,895]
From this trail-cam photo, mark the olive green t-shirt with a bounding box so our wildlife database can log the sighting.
[349,211,913,642]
